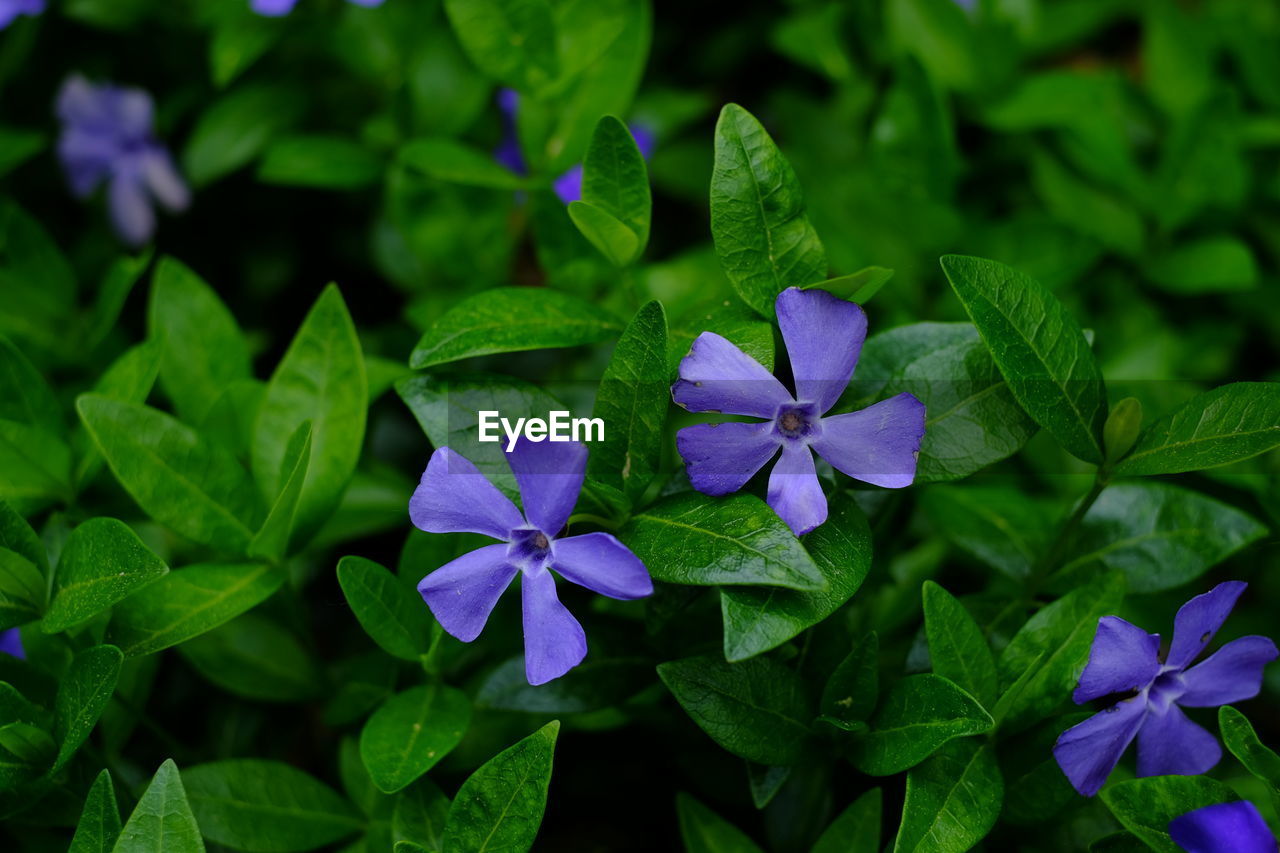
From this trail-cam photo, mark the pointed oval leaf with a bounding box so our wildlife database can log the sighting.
[361,684,472,794]
[54,644,123,772]
[893,739,1002,853]
[111,759,204,853]
[44,519,169,634]
[848,674,992,776]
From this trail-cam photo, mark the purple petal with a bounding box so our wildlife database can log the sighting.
[775,288,867,414]
[522,568,586,685]
[553,164,583,204]
[1167,581,1248,671]
[1053,697,1147,797]
[409,447,524,540]
[672,332,793,418]
[1169,801,1279,853]
[0,0,42,28]
[630,123,657,159]
[0,628,24,659]
[418,543,518,643]
[812,392,926,488]
[676,421,780,496]
[551,532,653,599]
[504,436,586,536]
[251,0,298,15]
[497,88,519,120]
[494,137,526,176]
[766,443,827,536]
[108,173,155,247]
[1179,636,1279,707]
[57,129,113,196]
[142,148,190,212]
[1073,616,1162,704]
[1136,703,1222,777]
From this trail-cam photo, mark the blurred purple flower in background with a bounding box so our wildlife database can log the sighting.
[1,628,24,659]
[251,0,383,15]
[1054,581,1278,797]
[1169,801,1278,853]
[0,0,42,29]
[673,287,926,535]
[410,439,652,685]
[55,75,190,246]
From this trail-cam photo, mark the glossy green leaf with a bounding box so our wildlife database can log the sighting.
[393,778,450,852]
[54,644,123,771]
[248,422,312,560]
[848,674,992,776]
[676,793,765,853]
[0,418,71,507]
[257,136,382,189]
[0,720,55,788]
[0,333,60,431]
[70,769,121,853]
[338,556,432,661]
[361,684,472,794]
[567,201,638,267]
[657,655,813,766]
[0,547,46,630]
[921,485,1051,581]
[710,104,827,318]
[441,720,559,853]
[811,788,881,853]
[893,739,1002,853]
[923,581,997,708]
[819,632,878,731]
[622,492,826,591]
[111,759,204,853]
[572,115,651,264]
[73,339,164,490]
[804,267,894,304]
[178,612,320,702]
[442,0,558,94]
[44,519,169,633]
[1100,776,1237,853]
[1219,706,1280,805]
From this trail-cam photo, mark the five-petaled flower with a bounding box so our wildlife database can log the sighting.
[251,0,383,15]
[55,75,190,246]
[672,287,926,535]
[1169,801,1278,853]
[410,439,653,685]
[1054,581,1278,797]
[0,0,42,29]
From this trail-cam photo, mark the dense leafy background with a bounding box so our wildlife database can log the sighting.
[2,0,1280,851]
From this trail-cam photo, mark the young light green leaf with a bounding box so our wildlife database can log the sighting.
[940,255,1107,464]
[804,266,894,303]
[1112,383,1280,476]
[400,138,528,189]
[710,104,827,318]
[70,769,121,853]
[77,395,263,552]
[657,655,813,766]
[442,720,560,853]
[361,684,472,794]
[338,556,433,661]
[622,492,826,591]
[44,519,169,634]
[572,115,651,265]
[1100,776,1237,853]
[409,288,622,369]
[848,674,993,776]
[893,739,1002,853]
[253,285,366,552]
[819,632,878,731]
[108,562,283,657]
[54,644,123,771]
[586,301,667,505]
[178,612,320,702]
[923,582,998,709]
[811,788,882,853]
[676,793,765,853]
[720,492,871,661]
[442,0,558,94]
[111,759,205,853]
[1219,706,1280,805]
[248,422,312,561]
[183,759,363,853]
[73,339,164,490]
[567,201,639,267]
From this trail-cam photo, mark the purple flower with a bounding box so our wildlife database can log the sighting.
[410,439,653,685]
[0,628,23,659]
[55,75,190,246]
[251,0,383,15]
[672,287,926,536]
[1169,801,1278,853]
[1054,581,1278,797]
[0,0,42,29]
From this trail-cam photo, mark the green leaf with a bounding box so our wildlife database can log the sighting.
[996,572,1125,732]
[441,720,559,853]
[668,299,775,376]
[147,258,253,424]
[253,285,367,551]
[803,267,894,303]
[1219,706,1280,807]
[0,721,56,785]
[1143,236,1258,295]
[111,759,204,853]
[70,769,121,853]
[1029,150,1144,256]
[248,422,312,561]
[54,645,123,772]
[1054,482,1267,593]
[572,115,651,264]
[819,632,878,731]
[393,778,450,852]
[848,674,992,776]
[710,104,827,318]
[893,739,1001,853]
[183,759,363,853]
[0,127,43,179]
[409,287,621,369]
[338,556,433,661]
[657,655,813,766]
[921,485,1051,581]
[399,138,527,189]
[475,655,649,713]
[746,762,789,810]
[73,339,165,490]
[622,492,826,591]
[77,395,263,552]
[209,14,279,87]
[183,85,303,187]
[720,492,871,661]
[108,562,283,657]
[940,255,1107,464]
[923,582,997,709]
[1100,776,1237,853]
[0,419,71,508]
[1112,383,1280,476]
[0,333,61,431]
[442,0,558,94]
[361,684,472,794]
[178,612,320,702]
[0,547,46,630]
[811,788,881,853]
[586,301,667,504]
[567,201,639,267]
[257,136,382,189]
[676,793,765,853]
[43,519,169,634]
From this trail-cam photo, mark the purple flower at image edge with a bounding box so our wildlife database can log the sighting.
[673,287,926,535]
[1,628,24,659]
[55,75,190,246]
[250,0,383,15]
[1169,801,1278,853]
[410,438,653,685]
[1054,581,1278,797]
[0,0,42,30]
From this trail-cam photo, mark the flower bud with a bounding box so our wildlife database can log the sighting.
[1103,397,1143,465]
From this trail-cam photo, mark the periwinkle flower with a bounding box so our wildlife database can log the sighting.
[672,287,926,535]
[1054,581,1278,797]
[55,75,190,246]
[251,0,383,15]
[1169,801,1278,853]
[410,438,653,685]
[0,0,42,29]
[0,628,23,659]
